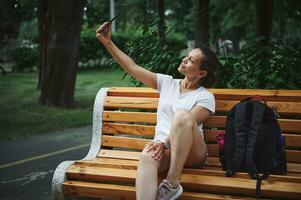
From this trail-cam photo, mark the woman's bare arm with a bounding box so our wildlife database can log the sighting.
[96,23,157,89]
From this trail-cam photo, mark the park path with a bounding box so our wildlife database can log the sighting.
[0,125,92,200]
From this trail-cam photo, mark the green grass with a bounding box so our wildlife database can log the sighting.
[0,69,131,141]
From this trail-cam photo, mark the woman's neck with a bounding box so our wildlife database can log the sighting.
[180,77,200,90]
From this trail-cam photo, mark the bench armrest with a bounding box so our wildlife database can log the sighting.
[52,88,109,200]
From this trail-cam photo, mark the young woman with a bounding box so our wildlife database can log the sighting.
[96,22,218,200]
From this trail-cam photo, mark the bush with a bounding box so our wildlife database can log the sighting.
[8,41,38,72]
[109,19,186,86]
[216,36,301,89]
[79,24,108,68]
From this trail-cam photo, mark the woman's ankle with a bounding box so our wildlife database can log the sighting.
[165,177,180,188]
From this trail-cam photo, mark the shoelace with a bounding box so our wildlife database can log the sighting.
[158,183,172,197]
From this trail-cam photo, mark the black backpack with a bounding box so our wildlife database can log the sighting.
[218,96,287,198]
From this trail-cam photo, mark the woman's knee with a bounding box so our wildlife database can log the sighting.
[173,109,194,128]
[138,149,158,166]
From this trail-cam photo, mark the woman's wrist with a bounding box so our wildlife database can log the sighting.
[101,39,113,47]
[159,139,170,149]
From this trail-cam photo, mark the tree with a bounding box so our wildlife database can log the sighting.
[256,0,274,45]
[37,0,85,108]
[195,0,210,46]
[157,0,166,43]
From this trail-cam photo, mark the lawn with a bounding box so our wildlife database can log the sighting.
[0,69,131,141]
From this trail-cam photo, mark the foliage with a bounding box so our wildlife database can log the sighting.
[109,18,186,86]
[79,23,142,69]
[112,20,185,86]
[79,23,107,68]
[17,18,39,43]
[216,36,301,89]
[8,41,38,72]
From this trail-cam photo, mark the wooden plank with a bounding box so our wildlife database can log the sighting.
[287,150,301,163]
[102,111,157,123]
[181,174,301,199]
[75,158,301,183]
[108,87,159,98]
[278,119,301,134]
[205,116,301,134]
[104,96,301,114]
[101,136,301,162]
[204,132,301,148]
[216,100,301,114]
[66,165,135,183]
[98,149,140,160]
[209,89,301,102]
[104,96,158,109]
[102,122,155,137]
[65,166,301,199]
[63,181,265,200]
[101,121,301,147]
[284,134,301,147]
[97,149,301,174]
[63,181,136,200]
[101,135,149,150]
[102,111,301,134]
[108,87,301,102]
[101,135,219,156]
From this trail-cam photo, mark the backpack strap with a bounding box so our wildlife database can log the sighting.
[245,102,266,179]
[226,101,247,176]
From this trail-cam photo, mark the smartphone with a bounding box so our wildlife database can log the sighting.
[97,13,120,34]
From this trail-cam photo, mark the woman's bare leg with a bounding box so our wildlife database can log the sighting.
[166,109,207,187]
[136,146,170,200]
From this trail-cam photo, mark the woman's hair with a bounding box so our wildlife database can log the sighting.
[197,46,218,88]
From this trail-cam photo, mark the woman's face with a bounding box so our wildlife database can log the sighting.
[178,48,206,80]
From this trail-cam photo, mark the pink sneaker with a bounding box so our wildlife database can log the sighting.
[156,179,183,200]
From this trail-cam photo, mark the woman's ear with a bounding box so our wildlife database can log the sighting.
[198,70,207,79]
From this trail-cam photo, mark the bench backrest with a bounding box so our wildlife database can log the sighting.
[100,87,301,174]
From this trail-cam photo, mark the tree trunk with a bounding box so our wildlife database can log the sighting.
[256,0,273,45]
[37,0,49,89]
[157,0,165,44]
[195,0,210,47]
[38,0,85,108]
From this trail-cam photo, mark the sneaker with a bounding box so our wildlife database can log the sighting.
[156,179,183,200]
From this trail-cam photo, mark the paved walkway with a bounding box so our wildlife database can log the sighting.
[0,126,92,200]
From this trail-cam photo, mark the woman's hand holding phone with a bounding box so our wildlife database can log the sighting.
[96,14,119,44]
[96,22,112,44]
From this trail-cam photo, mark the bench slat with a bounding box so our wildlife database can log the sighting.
[98,149,301,174]
[66,166,301,199]
[101,135,219,157]
[101,136,301,163]
[103,111,157,123]
[104,97,301,114]
[102,123,301,147]
[108,87,301,102]
[63,181,266,200]
[102,122,154,137]
[104,97,158,109]
[205,116,301,134]
[103,112,301,133]
[75,158,301,183]
[215,100,301,114]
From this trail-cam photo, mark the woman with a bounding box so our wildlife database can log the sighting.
[96,22,217,200]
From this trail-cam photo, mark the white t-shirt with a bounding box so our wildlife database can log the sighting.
[154,73,215,141]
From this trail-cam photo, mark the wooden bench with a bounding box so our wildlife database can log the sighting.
[52,87,301,200]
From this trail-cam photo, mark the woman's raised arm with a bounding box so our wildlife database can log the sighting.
[96,22,157,89]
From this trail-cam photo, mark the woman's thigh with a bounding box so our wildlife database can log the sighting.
[184,121,207,168]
